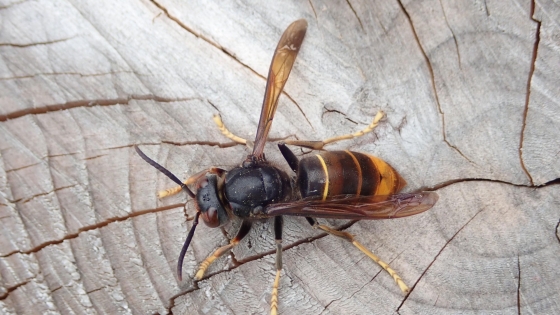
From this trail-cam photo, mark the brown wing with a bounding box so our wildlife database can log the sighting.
[251,19,308,159]
[264,192,438,220]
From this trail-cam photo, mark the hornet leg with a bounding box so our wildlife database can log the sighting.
[195,220,252,280]
[284,111,384,150]
[213,114,254,150]
[270,216,284,315]
[305,217,409,293]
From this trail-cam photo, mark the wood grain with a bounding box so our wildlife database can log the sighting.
[1,0,558,314]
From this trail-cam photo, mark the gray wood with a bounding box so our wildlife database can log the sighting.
[1,0,558,314]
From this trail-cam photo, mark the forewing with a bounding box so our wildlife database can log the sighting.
[264,192,438,220]
[252,19,307,159]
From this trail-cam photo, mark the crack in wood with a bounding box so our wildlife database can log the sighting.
[0,0,27,10]
[347,272,376,299]
[422,176,560,192]
[345,0,364,31]
[5,162,41,173]
[0,95,200,122]
[84,154,107,161]
[0,280,30,300]
[0,70,136,81]
[519,1,541,186]
[321,107,360,125]
[320,295,341,314]
[51,285,63,293]
[4,184,78,205]
[438,0,462,70]
[85,286,104,295]
[283,91,315,131]
[321,108,345,119]
[321,108,359,125]
[206,100,220,112]
[0,203,183,259]
[517,254,521,315]
[396,116,408,135]
[483,0,490,16]
[555,219,560,244]
[396,205,487,311]
[308,0,318,21]
[166,282,200,314]
[396,0,475,165]
[0,37,75,48]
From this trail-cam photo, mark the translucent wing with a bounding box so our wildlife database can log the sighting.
[251,19,307,159]
[264,192,438,220]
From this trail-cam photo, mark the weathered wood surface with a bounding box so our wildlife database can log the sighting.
[1,0,559,314]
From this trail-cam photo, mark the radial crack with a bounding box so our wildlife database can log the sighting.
[426,176,546,192]
[555,219,560,243]
[517,254,521,314]
[345,0,364,31]
[16,184,78,204]
[308,0,318,21]
[396,0,474,165]
[167,283,200,314]
[0,70,134,81]
[5,162,41,173]
[0,203,183,258]
[320,296,342,314]
[283,91,314,131]
[0,95,199,121]
[396,206,486,311]
[519,2,540,186]
[0,0,27,10]
[439,0,462,69]
[0,280,30,300]
[0,37,74,48]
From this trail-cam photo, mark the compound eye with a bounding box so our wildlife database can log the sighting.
[201,207,219,227]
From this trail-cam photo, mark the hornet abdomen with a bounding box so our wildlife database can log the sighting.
[297,150,406,200]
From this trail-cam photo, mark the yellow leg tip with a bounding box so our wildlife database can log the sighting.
[398,281,410,293]
[212,114,222,125]
[195,261,211,280]
[194,267,205,280]
[351,240,410,294]
[270,269,281,315]
[194,242,237,281]
[194,270,204,280]
[315,225,410,295]
[212,114,247,144]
